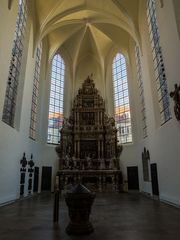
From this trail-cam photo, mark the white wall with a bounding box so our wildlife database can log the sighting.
[0,0,21,203]
[0,1,59,204]
[118,0,180,206]
[0,0,180,207]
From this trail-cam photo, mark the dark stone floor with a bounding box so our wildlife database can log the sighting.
[0,192,180,240]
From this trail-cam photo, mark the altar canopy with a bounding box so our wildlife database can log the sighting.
[56,76,123,192]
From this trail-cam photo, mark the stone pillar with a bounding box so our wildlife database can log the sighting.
[98,176,102,192]
[77,141,80,159]
[65,176,68,190]
[102,141,104,158]
[103,176,106,191]
[75,112,77,125]
[112,176,116,191]
[98,141,100,159]
[77,112,79,123]
[78,175,81,183]
[74,139,77,157]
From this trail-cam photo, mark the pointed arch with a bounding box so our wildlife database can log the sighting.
[112,53,132,144]
[47,54,65,144]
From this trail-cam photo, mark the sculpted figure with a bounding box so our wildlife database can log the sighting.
[86,154,91,169]
[170,84,180,121]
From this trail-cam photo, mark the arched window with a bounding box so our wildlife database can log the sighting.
[135,46,147,138]
[47,54,65,144]
[147,0,171,124]
[112,53,132,144]
[29,42,42,140]
[2,0,27,127]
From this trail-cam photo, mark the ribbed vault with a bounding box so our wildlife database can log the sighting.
[32,0,141,77]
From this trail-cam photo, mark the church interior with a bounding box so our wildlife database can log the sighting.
[0,0,180,238]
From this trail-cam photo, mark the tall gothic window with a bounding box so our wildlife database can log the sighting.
[147,0,171,124]
[135,46,148,138]
[47,54,65,144]
[112,53,132,144]
[29,43,42,140]
[2,0,27,127]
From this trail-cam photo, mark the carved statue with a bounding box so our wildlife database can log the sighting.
[63,117,72,129]
[170,84,180,121]
[65,155,70,169]
[86,154,92,169]
[72,155,76,169]
[116,145,123,158]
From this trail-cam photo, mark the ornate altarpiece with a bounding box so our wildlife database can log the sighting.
[56,76,123,192]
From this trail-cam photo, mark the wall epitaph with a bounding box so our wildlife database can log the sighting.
[20,152,27,196]
[142,147,150,182]
[56,76,123,192]
[28,154,35,194]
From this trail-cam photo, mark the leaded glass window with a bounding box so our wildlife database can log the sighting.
[112,53,132,144]
[2,0,27,127]
[29,43,42,140]
[135,46,148,138]
[47,54,65,144]
[147,0,171,124]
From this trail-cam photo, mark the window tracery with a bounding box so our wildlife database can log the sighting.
[135,46,148,138]
[2,0,27,127]
[47,54,65,144]
[112,53,132,144]
[29,43,42,140]
[147,0,171,124]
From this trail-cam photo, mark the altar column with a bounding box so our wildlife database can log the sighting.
[75,140,78,158]
[77,141,80,159]
[102,140,104,158]
[100,112,103,125]
[98,140,100,159]
[75,112,77,125]
[77,112,79,124]
[98,176,102,192]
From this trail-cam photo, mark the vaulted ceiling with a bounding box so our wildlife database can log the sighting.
[33,0,141,69]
